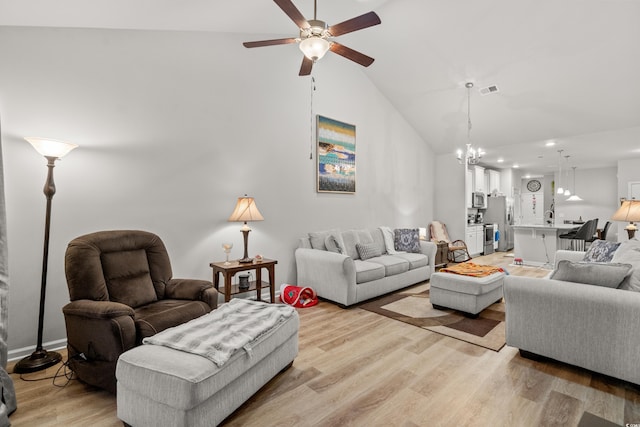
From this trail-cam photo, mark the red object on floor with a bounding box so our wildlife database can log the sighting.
[279,284,318,308]
[514,258,523,265]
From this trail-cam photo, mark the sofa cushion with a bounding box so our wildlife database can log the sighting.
[308,229,340,250]
[550,260,632,288]
[353,260,386,283]
[611,238,640,292]
[356,242,382,261]
[134,299,211,343]
[102,249,158,308]
[367,255,410,276]
[394,228,421,253]
[368,228,387,256]
[392,252,429,270]
[325,233,345,254]
[379,226,399,254]
[583,240,621,262]
[340,230,360,259]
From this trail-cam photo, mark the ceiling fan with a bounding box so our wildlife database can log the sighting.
[243,0,381,76]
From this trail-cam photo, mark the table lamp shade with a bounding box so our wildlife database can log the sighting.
[612,199,640,238]
[228,196,264,223]
[228,195,263,263]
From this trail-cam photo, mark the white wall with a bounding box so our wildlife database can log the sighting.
[554,167,618,239]
[434,154,465,240]
[0,26,435,355]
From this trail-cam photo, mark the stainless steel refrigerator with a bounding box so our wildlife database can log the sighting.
[483,195,514,251]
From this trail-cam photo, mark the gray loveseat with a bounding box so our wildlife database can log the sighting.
[295,227,437,307]
[504,241,640,385]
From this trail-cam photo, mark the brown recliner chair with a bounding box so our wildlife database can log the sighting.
[63,230,218,393]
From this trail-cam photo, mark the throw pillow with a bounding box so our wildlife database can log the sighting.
[550,260,632,288]
[379,226,399,254]
[611,238,640,292]
[394,228,421,253]
[325,234,345,254]
[583,240,621,263]
[308,229,340,250]
[356,242,382,261]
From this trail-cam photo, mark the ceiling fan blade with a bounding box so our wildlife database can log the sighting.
[299,56,313,76]
[243,38,298,48]
[329,42,375,67]
[274,0,310,29]
[328,11,381,37]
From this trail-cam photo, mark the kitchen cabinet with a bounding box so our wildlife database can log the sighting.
[473,166,485,192]
[487,169,501,194]
[465,225,483,255]
[466,168,473,208]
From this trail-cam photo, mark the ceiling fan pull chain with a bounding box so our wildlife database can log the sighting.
[310,76,316,159]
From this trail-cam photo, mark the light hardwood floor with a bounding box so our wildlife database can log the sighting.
[6,252,640,426]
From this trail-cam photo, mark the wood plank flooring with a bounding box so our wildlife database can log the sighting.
[6,252,640,426]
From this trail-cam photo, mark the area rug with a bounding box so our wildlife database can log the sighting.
[358,283,506,351]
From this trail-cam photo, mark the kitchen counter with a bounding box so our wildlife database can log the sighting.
[512,224,577,230]
[512,224,578,267]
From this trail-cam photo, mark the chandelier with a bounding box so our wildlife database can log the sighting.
[457,82,484,165]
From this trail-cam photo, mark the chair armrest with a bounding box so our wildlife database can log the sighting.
[295,248,356,305]
[62,299,135,319]
[62,300,137,361]
[419,240,438,275]
[166,278,218,309]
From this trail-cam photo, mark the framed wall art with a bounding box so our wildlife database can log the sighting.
[316,115,356,193]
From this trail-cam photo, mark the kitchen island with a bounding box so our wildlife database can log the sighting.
[512,224,578,267]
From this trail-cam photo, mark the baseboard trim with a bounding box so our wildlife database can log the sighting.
[8,338,67,362]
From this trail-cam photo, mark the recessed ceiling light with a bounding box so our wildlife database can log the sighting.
[497,158,504,163]
[513,164,520,168]
[545,141,556,147]
[524,174,531,179]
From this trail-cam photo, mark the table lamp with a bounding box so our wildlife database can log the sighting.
[228,195,263,263]
[14,137,78,373]
[612,198,640,239]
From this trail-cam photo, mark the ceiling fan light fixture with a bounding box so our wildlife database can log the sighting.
[299,36,330,61]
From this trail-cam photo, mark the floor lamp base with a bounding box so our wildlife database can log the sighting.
[13,349,62,374]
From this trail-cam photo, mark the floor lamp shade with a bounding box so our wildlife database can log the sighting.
[14,137,77,374]
[612,199,640,239]
[228,195,264,263]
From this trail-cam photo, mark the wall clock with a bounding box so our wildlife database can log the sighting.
[527,179,542,192]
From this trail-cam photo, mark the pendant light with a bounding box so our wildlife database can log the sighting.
[456,82,484,165]
[556,150,565,194]
[566,166,583,201]
[563,155,571,196]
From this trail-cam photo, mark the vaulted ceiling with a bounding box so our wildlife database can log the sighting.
[2,0,639,176]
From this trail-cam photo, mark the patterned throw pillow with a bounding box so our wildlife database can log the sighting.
[394,228,421,253]
[583,240,621,262]
[356,242,382,261]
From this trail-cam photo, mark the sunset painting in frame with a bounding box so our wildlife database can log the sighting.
[317,115,356,193]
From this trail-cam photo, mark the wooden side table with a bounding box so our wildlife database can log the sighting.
[209,259,277,303]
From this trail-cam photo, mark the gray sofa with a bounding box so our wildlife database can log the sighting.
[504,246,640,385]
[295,227,437,306]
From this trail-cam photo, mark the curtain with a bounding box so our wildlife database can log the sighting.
[0,112,9,366]
[0,111,17,423]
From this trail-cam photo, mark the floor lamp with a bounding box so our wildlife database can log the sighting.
[14,137,78,374]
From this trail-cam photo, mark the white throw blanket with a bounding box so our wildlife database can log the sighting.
[142,298,295,367]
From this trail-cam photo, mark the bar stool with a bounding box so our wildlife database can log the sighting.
[559,219,598,251]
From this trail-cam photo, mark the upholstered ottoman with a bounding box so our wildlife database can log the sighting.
[430,271,505,317]
[116,300,299,427]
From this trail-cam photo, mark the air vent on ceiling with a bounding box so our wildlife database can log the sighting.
[479,85,500,96]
